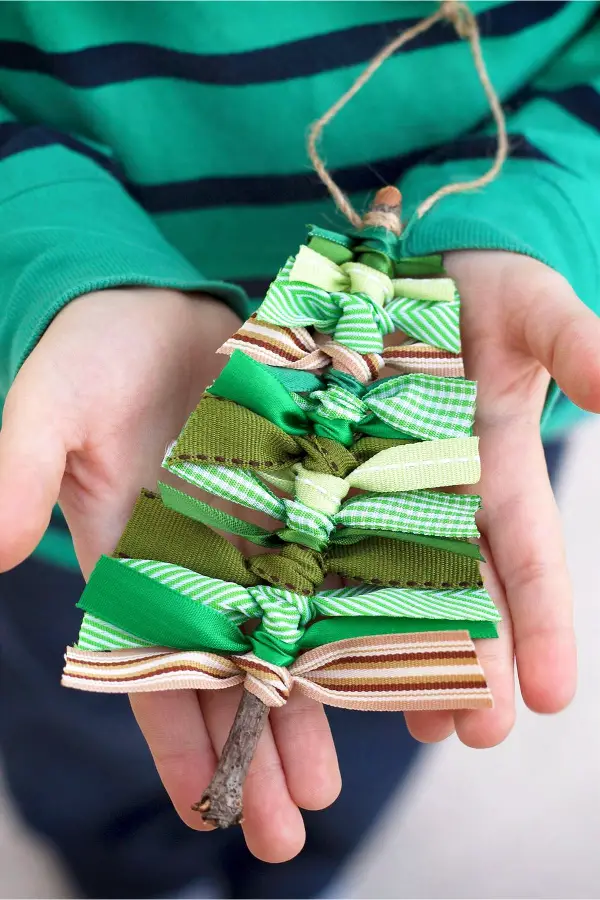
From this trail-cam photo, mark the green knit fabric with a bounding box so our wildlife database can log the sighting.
[3,2,596,571]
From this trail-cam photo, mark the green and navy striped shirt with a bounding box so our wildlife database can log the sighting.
[0,0,599,568]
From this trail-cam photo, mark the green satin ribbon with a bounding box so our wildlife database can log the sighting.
[207,351,474,447]
[78,555,496,666]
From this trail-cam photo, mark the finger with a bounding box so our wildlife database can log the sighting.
[269,690,341,810]
[0,383,66,571]
[519,273,600,413]
[474,418,576,714]
[453,543,516,747]
[200,687,305,863]
[404,710,456,744]
[130,690,217,831]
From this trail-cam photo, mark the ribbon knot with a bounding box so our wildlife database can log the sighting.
[295,371,476,446]
[326,291,396,354]
[257,254,397,355]
[253,249,462,356]
[247,544,326,595]
[233,653,293,707]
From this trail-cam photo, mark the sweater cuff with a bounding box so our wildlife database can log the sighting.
[399,156,600,308]
[399,156,600,437]
[0,147,248,390]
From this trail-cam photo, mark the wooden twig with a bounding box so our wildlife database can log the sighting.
[192,690,269,828]
[362,186,403,234]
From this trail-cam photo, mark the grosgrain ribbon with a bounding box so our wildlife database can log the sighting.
[63,631,493,711]
[116,491,485,596]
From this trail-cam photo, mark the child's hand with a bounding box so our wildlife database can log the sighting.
[0,288,341,862]
[404,251,600,748]
[1,252,599,861]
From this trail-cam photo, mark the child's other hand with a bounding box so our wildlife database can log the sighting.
[0,288,341,861]
[404,251,600,748]
[2,253,599,860]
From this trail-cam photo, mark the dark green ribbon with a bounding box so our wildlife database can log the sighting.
[118,490,483,597]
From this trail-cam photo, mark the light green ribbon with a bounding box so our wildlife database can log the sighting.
[257,250,461,354]
[162,443,481,551]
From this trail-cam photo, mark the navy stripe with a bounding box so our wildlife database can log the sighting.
[424,134,553,166]
[50,510,71,534]
[0,3,569,88]
[521,85,600,131]
[134,136,555,212]
[235,278,272,300]
[0,122,125,180]
[0,123,556,212]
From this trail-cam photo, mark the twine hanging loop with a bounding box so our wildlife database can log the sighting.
[307,1,508,229]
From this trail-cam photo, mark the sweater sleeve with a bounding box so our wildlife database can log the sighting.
[0,111,248,396]
[399,18,600,436]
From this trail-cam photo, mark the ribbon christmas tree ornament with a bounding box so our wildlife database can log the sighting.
[63,185,499,828]
[62,0,507,831]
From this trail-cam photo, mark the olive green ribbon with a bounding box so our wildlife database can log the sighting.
[117,489,484,597]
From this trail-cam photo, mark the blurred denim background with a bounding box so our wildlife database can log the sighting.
[1,417,599,900]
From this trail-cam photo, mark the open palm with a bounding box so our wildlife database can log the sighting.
[1,252,598,861]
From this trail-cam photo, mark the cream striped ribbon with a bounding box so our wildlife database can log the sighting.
[63,631,493,711]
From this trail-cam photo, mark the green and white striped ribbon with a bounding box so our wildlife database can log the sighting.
[386,295,461,355]
[164,457,480,545]
[78,613,154,652]
[76,558,500,651]
[293,373,476,442]
[256,255,461,354]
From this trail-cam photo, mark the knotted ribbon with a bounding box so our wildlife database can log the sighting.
[291,369,475,444]
[206,350,475,447]
[116,489,484,597]
[76,555,499,654]
[63,631,493,712]
[218,316,465,383]
[162,457,481,551]
[255,250,461,353]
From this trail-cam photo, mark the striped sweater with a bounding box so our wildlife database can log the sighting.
[1,0,599,570]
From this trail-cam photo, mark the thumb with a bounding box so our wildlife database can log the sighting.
[520,272,600,414]
[0,380,67,571]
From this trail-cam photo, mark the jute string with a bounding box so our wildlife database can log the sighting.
[307,0,508,229]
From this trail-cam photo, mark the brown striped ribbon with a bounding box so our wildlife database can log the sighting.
[62,631,492,711]
[381,343,465,378]
[217,313,381,383]
[218,315,464,383]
